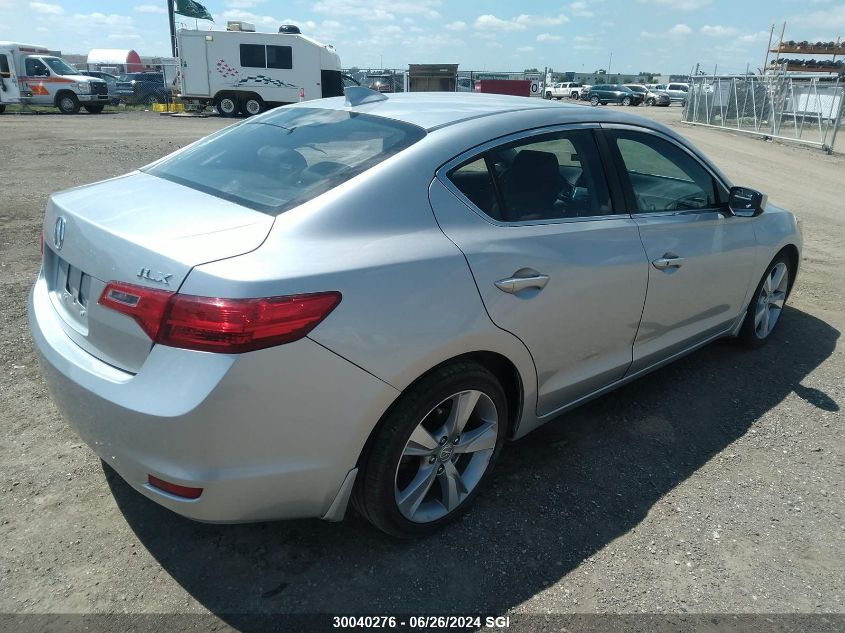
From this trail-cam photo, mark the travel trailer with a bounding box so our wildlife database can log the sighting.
[177,23,342,116]
[0,41,108,114]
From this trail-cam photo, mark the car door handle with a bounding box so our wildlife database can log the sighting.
[495,274,550,293]
[652,256,685,271]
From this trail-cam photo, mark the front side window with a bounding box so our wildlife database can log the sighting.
[267,45,292,69]
[25,58,49,76]
[240,44,266,68]
[449,129,612,222]
[609,130,718,213]
[144,107,426,215]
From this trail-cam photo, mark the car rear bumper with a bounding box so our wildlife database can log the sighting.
[29,274,399,523]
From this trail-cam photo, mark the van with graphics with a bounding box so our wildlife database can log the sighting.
[0,42,109,114]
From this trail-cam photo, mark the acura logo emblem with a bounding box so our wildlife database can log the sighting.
[54,216,66,251]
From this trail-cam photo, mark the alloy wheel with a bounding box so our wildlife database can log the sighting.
[754,262,788,339]
[394,390,498,523]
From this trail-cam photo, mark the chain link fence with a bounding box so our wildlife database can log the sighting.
[682,74,845,153]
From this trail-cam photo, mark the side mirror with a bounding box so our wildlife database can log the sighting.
[728,186,767,217]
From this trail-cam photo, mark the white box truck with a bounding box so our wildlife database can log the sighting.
[177,25,342,117]
[0,42,109,114]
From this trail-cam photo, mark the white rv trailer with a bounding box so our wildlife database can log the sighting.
[177,24,342,117]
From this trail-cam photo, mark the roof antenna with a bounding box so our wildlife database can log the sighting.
[345,86,388,106]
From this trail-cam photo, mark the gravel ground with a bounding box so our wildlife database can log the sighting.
[0,106,843,630]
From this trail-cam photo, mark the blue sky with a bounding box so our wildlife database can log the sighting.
[1,0,842,73]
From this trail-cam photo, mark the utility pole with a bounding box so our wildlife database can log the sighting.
[607,51,613,76]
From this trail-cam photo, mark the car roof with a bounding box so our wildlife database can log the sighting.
[284,92,598,131]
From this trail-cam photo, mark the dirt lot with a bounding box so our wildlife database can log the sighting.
[1,106,843,630]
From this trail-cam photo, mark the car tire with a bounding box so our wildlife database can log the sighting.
[57,93,80,114]
[646,97,655,106]
[544,91,552,100]
[0,104,5,114]
[622,96,631,106]
[242,94,266,116]
[737,254,792,348]
[214,93,239,117]
[353,361,507,538]
[590,95,600,106]
[83,104,105,114]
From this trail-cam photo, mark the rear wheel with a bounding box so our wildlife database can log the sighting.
[57,93,80,114]
[242,94,266,116]
[738,254,792,348]
[544,91,552,100]
[353,361,507,538]
[214,93,239,117]
[590,95,600,106]
[83,104,105,114]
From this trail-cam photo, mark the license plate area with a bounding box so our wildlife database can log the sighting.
[49,255,91,331]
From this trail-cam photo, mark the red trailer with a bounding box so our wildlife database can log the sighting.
[474,79,531,97]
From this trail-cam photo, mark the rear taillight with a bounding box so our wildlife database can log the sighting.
[98,282,341,353]
[147,475,203,499]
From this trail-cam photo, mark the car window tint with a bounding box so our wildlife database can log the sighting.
[611,130,717,213]
[450,129,611,222]
[449,158,501,220]
[144,107,426,216]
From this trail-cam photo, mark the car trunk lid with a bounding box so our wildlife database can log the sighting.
[41,171,275,373]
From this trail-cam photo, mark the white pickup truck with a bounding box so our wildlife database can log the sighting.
[544,81,582,100]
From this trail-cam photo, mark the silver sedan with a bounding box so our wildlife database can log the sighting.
[29,90,802,537]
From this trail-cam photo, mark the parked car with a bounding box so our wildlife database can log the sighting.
[624,84,670,106]
[586,84,643,106]
[114,72,170,105]
[654,82,689,105]
[30,91,801,537]
[78,70,121,105]
[545,81,581,99]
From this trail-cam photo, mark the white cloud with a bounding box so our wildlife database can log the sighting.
[517,45,535,52]
[134,5,166,14]
[312,0,441,21]
[738,30,769,43]
[473,14,527,31]
[638,0,711,10]
[537,33,562,42]
[701,25,738,37]
[789,5,845,30]
[669,23,692,36]
[515,13,569,26]
[445,20,467,31]
[29,2,63,14]
[569,1,594,18]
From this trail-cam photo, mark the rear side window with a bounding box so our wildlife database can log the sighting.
[240,44,266,68]
[144,108,426,215]
[449,129,612,222]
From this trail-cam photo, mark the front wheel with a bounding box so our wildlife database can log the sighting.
[622,96,631,106]
[590,95,600,106]
[242,95,266,116]
[646,97,655,106]
[353,361,507,538]
[738,254,792,348]
[544,91,552,100]
[57,93,80,114]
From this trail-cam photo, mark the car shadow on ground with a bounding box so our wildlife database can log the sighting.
[106,306,838,628]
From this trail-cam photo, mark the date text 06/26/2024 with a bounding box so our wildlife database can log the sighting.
[332,616,511,629]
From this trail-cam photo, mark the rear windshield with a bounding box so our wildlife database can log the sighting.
[144,107,426,215]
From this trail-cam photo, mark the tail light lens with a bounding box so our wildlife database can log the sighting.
[98,281,341,353]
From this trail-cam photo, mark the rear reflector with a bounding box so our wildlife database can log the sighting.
[98,281,341,354]
[147,475,203,499]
